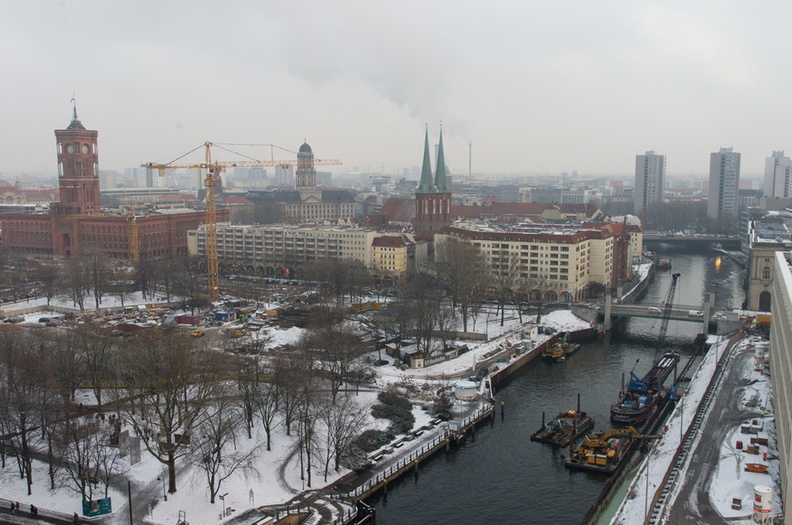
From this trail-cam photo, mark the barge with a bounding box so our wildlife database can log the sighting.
[564,427,655,475]
[530,409,593,447]
[611,351,680,425]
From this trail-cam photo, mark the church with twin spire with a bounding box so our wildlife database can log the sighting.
[414,126,452,234]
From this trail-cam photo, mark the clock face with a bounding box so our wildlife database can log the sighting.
[81,144,89,154]
[66,144,74,154]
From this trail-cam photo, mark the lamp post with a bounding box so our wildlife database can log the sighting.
[157,475,167,501]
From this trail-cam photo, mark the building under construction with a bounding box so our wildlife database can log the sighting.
[0,108,227,260]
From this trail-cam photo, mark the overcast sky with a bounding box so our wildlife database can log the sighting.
[2,1,790,178]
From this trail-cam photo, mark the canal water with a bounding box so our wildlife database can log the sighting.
[368,245,745,524]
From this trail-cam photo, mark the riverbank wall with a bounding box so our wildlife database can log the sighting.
[351,404,495,501]
[489,327,599,393]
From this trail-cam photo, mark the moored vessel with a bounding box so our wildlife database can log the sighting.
[530,409,594,447]
[610,351,680,425]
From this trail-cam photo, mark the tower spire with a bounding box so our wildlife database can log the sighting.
[434,123,450,193]
[416,124,436,194]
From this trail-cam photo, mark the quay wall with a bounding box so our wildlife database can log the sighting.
[489,327,598,393]
[354,405,495,501]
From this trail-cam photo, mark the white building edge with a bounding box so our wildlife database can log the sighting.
[771,250,792,525]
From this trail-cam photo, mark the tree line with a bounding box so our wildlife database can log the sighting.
[0,321,375,505]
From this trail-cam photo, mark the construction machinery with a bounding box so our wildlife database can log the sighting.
[146,142,341,302]
[565,426,660,474]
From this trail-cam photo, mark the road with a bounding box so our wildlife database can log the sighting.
[667,343,762,524]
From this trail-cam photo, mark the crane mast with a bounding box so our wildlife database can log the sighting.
[129,203,139,263]
[146,142,341,303]
[204,144,219,303]
[656,273,681,357]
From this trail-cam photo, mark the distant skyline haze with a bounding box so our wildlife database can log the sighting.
[2,1,790,177]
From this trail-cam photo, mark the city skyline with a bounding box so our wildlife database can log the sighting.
[2,1,791,177]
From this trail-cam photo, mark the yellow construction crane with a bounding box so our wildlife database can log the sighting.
[146,142,341,302]
[129,203,139,262]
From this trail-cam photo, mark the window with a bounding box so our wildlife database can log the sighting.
[762,266,771,280]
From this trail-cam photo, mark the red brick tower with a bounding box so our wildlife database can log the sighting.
[51,105,101,216]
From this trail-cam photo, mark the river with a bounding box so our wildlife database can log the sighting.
[368,244,746,525]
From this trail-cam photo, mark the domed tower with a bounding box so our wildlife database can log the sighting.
[296,141,321,202]
[51,105,101,216]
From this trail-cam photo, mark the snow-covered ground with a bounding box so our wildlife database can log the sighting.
[610,335,780,524]
[376,308,590,381]
[0,304,597,525]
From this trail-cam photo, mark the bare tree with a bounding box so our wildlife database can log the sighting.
[85,250,112,310]
[113,330,219,494]
[193,385,257,504]
[300,324,370,404]
[109,267,137,309]
[55,411,122,501]
[271,352,312,437]
[320,393,369,480]
[489,249,519,326]
[60,256,89,310]
[76,325,117,413]
[38,262,62,306]
[0,333,57,495]
[435,236,487,332]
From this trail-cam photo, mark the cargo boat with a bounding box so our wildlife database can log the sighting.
[610,351,680,425]
[541,337,581,362]
[657,258,672,269]
[530,409,594,447]
[564,427,643,475]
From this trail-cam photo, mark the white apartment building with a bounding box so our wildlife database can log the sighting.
[708,147,741,223]
[634,151,666,216]
[435,223,619,302]
[187,223,377,277]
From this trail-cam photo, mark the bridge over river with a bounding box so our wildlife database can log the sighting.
[643,235,740,250]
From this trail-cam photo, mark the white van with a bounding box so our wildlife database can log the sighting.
[688,310,704,317]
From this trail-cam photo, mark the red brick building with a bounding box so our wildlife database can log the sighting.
[0,109,226,259]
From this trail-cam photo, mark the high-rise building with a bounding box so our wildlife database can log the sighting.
[634,151,666,216]
[764,151,792,198]
[707,147,741,223]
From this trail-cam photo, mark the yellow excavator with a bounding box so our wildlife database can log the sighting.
[566,426,661,473]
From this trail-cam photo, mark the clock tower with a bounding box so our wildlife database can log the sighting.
[51,105,101,216]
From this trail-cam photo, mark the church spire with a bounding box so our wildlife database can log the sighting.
[416,125,436,194]
[434,124,450,193]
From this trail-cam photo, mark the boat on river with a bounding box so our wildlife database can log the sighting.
[610,351,680,425]
[541,335,581,363]
[565,427,646,475]
[530,409,594,447]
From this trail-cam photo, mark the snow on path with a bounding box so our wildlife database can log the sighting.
[610,335,779,524]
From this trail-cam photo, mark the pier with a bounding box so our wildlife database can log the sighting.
[347,405,496,501]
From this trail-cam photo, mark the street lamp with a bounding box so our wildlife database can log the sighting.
[157,475,167,501]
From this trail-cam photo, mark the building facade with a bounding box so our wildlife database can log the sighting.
[707,147,741,225]
[770,251,792,525]
[764,151,792,199]
[188,223,376,276]
[434,222,627,302]
[242,143,356,224]
[746,215,792,311]
[0,109,223,259]
[188,223,428,280]
[371,233,428,281]
[634,151,666,216]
